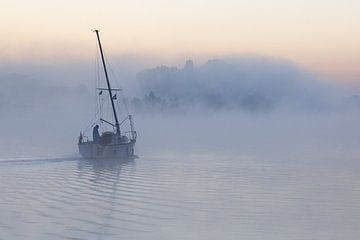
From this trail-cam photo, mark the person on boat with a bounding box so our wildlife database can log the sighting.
[78,132,83,144]
[93,125,100,144]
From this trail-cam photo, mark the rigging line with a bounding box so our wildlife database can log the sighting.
[103,53,130,116]
[82,95,109,134]
[94,36,101,115]
[81,37,103,135]
[98,90,114,132]
[97,54,102,118]
[94,36,110,127]
[97,47,103,113]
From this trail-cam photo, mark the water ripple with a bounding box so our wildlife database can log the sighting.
[1,155,360,239]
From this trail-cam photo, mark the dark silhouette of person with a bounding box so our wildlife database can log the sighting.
[78,132,83,144]
[93,125,100,144]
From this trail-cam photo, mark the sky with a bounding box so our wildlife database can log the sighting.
[1,0,360,82]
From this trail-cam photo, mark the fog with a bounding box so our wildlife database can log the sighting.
[0,55,359,159]
[2,55,360,240]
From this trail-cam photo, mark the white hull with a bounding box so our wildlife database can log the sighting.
[78,140,135,159]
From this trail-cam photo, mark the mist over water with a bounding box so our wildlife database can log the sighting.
[1,55,360,239]
[0,55,358,157]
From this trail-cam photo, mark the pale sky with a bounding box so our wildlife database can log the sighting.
[1,0,360,81]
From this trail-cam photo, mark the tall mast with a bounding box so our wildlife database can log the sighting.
[94,30,120,136]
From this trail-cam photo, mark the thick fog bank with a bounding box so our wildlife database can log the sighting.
[134,56,359,113]
[0,55,360,158]
[1,55,359,115]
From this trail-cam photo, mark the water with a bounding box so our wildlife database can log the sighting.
[1,113,360,239]
[1,152,360,240]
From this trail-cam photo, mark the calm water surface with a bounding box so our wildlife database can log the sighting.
[1,152,360,240]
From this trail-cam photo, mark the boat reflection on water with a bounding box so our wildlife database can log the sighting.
[74,156,148,237]
[77,156,137,175]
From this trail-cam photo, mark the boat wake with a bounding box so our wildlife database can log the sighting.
[0,155,81,165]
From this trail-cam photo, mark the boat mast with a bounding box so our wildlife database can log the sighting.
[94,30,120,136]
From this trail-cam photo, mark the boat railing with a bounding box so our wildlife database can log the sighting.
[118,115,136,140]
[78,133,90,144]
[119,115,133,127]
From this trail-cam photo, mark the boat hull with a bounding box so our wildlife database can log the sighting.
[78,140,135,159]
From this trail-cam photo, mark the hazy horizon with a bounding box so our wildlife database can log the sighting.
[2,0,360,83]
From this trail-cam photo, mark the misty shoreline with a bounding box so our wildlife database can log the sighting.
[1,56,359,115]
[1,56,360,158]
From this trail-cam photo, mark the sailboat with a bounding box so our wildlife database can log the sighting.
[78,30,137,158]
